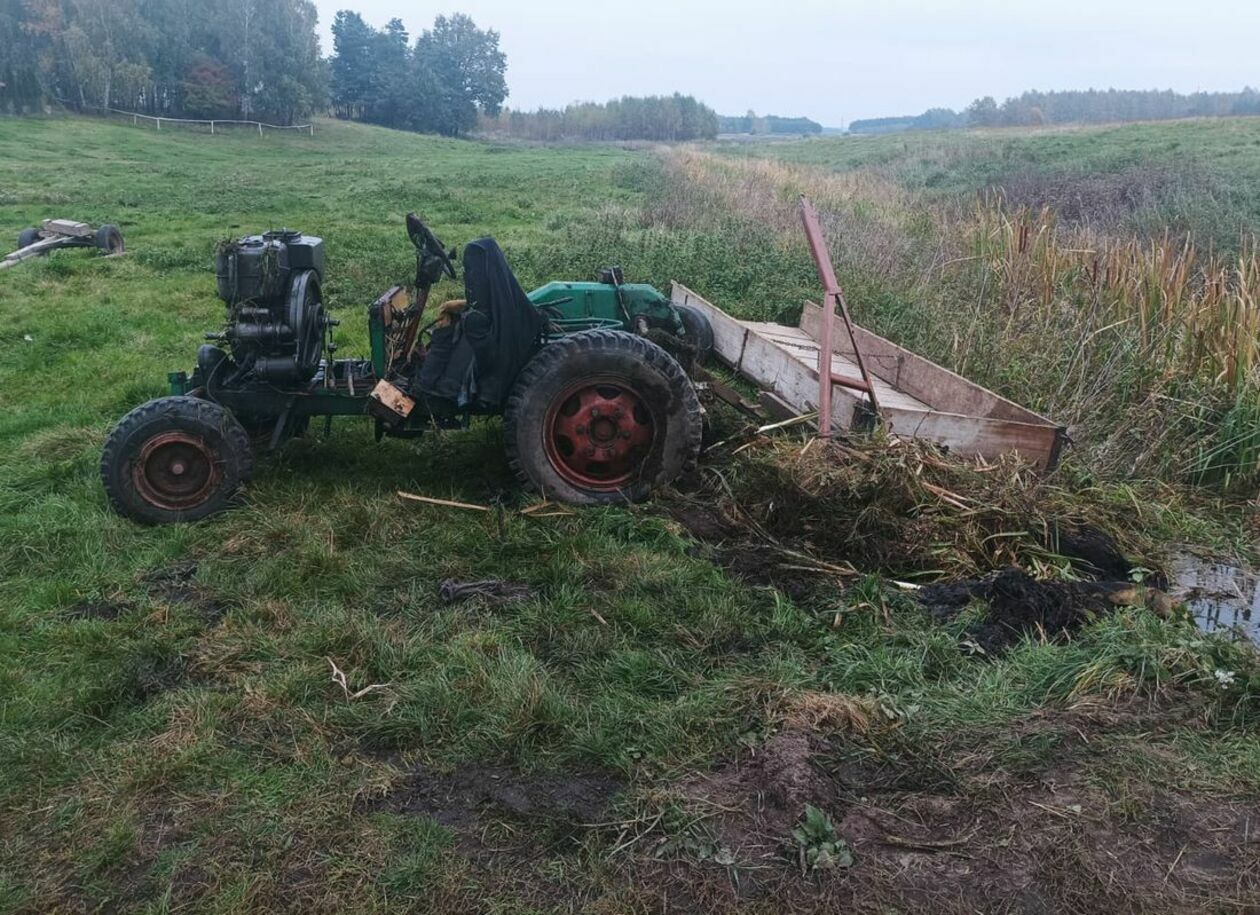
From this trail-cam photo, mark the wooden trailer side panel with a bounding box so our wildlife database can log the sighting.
[876,405,1063,468]
[670,282,863,431]
[799,301,1052,425]
[670,283,1065,469]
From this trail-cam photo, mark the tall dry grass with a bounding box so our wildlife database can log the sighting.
[972,202,1260,392]
[647,148,1260,487]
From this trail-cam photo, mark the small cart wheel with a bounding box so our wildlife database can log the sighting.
[94,223,124,254]
[17,227,40,250]
[504,330,702,505]
[101,396,253,524]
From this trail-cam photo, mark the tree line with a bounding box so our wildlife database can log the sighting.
[851,88,1260,135]
[2,2,725,140]
[717,111,822,135]
[2,0,324,123]
[329,11,505,136]
[479,95,719,142]
[0,1,505,132]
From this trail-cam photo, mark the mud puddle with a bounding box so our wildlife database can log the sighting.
[1170,552,1260,645]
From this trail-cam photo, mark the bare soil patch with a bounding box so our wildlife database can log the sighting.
[373,762,622,833]
[64,599,131,621]
[667,436,1162,589]
[142,561,229,626]
[648,709,1260,913]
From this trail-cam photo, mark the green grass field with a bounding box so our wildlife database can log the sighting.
[2,115,1259,913]
[720,118,1260,248]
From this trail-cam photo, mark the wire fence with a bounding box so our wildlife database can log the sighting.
[62,102,314,136]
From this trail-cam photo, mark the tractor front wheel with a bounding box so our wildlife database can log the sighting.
[100,396,253,524]
[505,330,702,505]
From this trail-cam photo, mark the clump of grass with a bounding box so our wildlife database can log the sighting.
[964,200,1260,483]
[696,432,1164,581]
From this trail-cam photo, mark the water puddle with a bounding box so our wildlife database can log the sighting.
[1169,552,1260,645]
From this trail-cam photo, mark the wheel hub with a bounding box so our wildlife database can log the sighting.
[132,431,219,510]
[545,380,655,490]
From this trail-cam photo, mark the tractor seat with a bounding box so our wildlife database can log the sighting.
[417,237,544,410]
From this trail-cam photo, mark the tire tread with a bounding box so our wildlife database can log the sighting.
[503,330,702,502]
[100,396,253,523]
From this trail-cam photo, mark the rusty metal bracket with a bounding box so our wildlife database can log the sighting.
[798,196,880,436]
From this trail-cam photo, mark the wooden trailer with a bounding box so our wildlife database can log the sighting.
[2,219,124,271]
[671,281,1066,470]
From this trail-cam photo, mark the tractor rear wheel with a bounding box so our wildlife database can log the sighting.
[17,227,40,250]
[504,330,702,505]
[101,396,253,524]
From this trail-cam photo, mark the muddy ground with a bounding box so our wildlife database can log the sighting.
[356,693,1259,913]
[644,701,1260,913]
[664,494,1171,653]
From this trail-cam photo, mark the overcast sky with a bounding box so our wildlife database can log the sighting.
[311,0,1260,125]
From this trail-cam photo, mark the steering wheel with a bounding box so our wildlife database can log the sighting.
[406,212,457,280]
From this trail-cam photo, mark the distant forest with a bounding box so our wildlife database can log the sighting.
[718,112,822,135]
[0,1,725,141]
[329,11,505,136]
[480,95,719,142]
[1,0,324,124]
[851,88,1260,134]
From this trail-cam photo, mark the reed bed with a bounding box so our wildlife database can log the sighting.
[651,149,1260,487]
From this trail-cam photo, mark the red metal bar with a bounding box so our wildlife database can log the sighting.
[799,197,835,435]
[798,195,880,434]
[830,374,872,393]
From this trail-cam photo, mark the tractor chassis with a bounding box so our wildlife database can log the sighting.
[170,356,470,449]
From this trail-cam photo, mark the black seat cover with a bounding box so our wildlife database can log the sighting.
[418,237,543,410]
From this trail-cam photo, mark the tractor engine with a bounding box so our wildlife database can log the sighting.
[212,230,329,383]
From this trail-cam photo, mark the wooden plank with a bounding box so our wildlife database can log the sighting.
[758,391,802,423]
[671,282,865,432]
[42,219,93,238]
[746,322,932,412]
[0,235,66,269]
[877,404,1062,469]
[800,300,1053,425]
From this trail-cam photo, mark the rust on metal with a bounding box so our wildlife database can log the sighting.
[798,195,880,435]
[131,431,220,510]
[544,378,655,490]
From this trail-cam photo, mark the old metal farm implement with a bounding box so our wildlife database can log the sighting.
[99,204,1063,524]
[3,219,124,270]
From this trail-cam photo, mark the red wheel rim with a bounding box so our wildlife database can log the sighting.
[543,377,655,491]
[132,431,219,510]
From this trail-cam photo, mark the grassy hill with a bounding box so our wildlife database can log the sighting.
[720,118,1260,250]
[1,115,1259,913]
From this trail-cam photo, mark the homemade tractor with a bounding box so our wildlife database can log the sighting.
[101,215,712,523]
